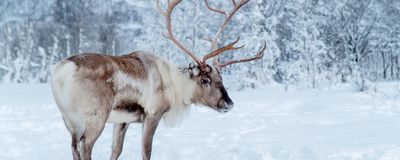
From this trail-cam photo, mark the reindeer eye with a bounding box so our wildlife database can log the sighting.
[201,78,211,84]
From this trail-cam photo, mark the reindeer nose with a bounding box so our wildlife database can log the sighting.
[220,105,232,113]
[226,98,233,106]
[219,100,233,113]
[225,96,233,107]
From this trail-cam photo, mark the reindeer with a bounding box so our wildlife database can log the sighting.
[51,0,265,159]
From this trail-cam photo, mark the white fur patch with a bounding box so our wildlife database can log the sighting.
[51,61,77,111]
[107,110,143,123]
[154,61,197,126]
[162,105,190,126]
[113,71,144,90]
[51,61,85,137]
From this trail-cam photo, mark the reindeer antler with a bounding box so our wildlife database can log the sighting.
[203,0,266,69]
[157,0,205,67]
[157,0,265,70]
[202,37,244,62]
[216,41,266,68]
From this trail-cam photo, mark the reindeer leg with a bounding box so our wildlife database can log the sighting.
[80,123,106,160]
[79,111,109,160]
[110,123,129,160]
[71,133,81,160]
[142,113,162,160]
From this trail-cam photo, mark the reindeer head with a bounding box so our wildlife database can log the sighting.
[158,0,266,113]
[187,64,233,112]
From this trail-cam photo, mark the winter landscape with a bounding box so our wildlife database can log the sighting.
[2,83,400,160]
[1,0,400,159]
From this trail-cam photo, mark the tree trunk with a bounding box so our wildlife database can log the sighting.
[381,51,387,79]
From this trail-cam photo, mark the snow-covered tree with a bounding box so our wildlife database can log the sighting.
[0,0,399,91]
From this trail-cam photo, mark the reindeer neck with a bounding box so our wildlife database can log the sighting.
[160,63,197,109]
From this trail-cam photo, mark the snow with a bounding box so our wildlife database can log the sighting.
[1,84,400,160]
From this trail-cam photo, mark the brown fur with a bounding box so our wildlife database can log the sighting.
[67,52,148,80]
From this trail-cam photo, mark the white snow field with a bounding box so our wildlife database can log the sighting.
[1,83,400,160]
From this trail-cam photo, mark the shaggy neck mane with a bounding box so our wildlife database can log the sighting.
[169,65,196,107]
[158,62,197,125]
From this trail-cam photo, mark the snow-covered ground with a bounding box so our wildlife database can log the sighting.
[1,83,400,160]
